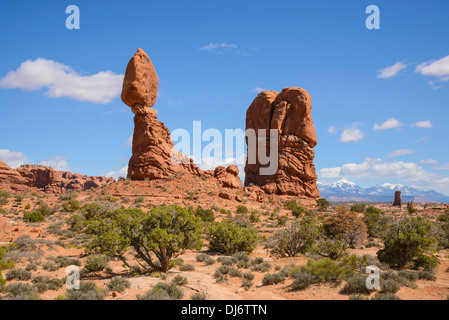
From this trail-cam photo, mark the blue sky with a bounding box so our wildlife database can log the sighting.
[1,0,449,194]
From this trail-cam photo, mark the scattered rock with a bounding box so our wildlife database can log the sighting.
[218,192,232,200]
[214,165,242,189]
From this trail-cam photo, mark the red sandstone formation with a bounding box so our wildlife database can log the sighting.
[0,161,113,194]
[244,87,319,200]
[121,48,241,188]
[393,191,402,207]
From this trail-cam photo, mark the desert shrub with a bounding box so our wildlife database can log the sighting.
[191,292,207,300]
[84,254,109,273]
[25,262,39,272]
[340,275,372,295]
[42,262,59,272]
[65,281,108,300]
[268,217,321,257]
[290,272,317,291]
[62,199,81,212]
[23,211,45,222]
[179,263,195,271]
[236,205,248,215]
[300,258,351,284]
[233,252,250,263]
[138,282,183,300]
[208,220,258,255]
[105,277,131,293]
[249,210,260,223]
[59,191,78,201]
[350,204,366,213]
[84,206,203,272]
[241,278,253,290]
[371,293,401,300]
[172,275,188,286]
[280,264,300,278]
[196,253,215,265]
[377,217,438,269]
[324,205,367,246]
[54,255,82,268]
[5,268,32,281]
[277,216,289,226]
[213,265,242,279]
[417,270,437,281]
[219,257,235,266]
[6,283,40,300]
[262,273,286,286]
[363,207,388,238]
[317,198,330,211]
[32,276,64,293]
[243,272,255,281]
[349,294,368,300]
[380,279,401,294]
[313,239,348,260]
[251,262,272,273]
[195,207,215,223]
[408,206,417,214]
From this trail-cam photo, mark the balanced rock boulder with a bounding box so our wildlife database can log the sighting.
[245,87,319,200]
[122,48,239,185]
[214,165,242,188]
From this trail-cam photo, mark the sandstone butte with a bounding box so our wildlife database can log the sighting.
[0,159,113,194]
[244,88,320,201]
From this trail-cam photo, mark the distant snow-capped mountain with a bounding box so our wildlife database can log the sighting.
[318,179,449,203]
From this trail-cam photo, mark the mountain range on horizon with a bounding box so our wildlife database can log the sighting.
[317,179,449,204]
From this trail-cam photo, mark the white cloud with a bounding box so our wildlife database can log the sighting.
[0,149,32,168]
[327,126,338,134]
[0,58,123,104]
[411,120,433,128]
[420,159,438,164]
[319,157,449,191]
[106,166,128,180]
[124,135,133,147]
[377,61,408,79]
[433,163,449,170]
[339,123,364,143]
[199,42,239,54]
[168,100,183,107]
[39,156,70,171]
[416,54,449,79]
[251,87,268,93]
[387,149,415,158]
[373,118,403,130]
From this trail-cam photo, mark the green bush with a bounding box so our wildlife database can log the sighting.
[317,198,330,211]
[236,205,248,215]
[195,207,215,223]
[249,210,260,223]
[62,199,81,212]
[313,239,348,260]
[85,206,203,272]
[340,275,372,295]
[191,292,207,300]
[65,281,108,300]
[138,282,183,300]
[24,211,45,222]
[363,207,388,238]
[208,220,258,255]
[377,217,438,269]
[6,283,40,300]
[269,217,321,257]
[291,272,317,291]
[262,273,286,286]
[54,255,82,268]
[32,276,64,293]
[381,279,401,294]
[172,275,188,286]
[350,204,366,213]
[179,263,195,271]
[371,293,401,300]
[5,268,32,281]
[85,254,109,273]
[106,277,131,293]
[300,258,351,284]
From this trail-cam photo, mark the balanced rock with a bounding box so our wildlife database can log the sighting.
[244,87,319,200]
[393,191,402,207]
[122,48,231,183]
[214,165,242,188]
